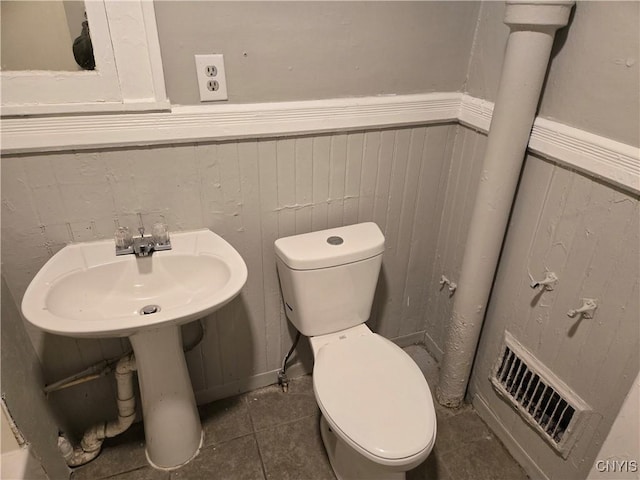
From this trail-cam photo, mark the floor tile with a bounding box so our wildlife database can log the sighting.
[407,447,451,480]
[284,373,315,395]
[71,344,527,480]
[106,466,170,480]
[199,394,253,447]
[405,345,474,418]
[434,399,475,419]
[246,379,319,432]
[71,422,148,480]
[170,435,264,480]
[435,409,494,454]
[440,436,529,480]
[405,345,440,388]
[256,415,335,480]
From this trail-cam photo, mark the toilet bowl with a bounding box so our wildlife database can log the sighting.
[275,223,437,479]
[311,324,436,479]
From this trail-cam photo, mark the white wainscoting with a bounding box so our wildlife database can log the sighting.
[1,123,457,437]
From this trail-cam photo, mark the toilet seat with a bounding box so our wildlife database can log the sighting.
[313,333,436,467]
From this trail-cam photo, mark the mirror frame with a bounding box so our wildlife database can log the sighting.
[1,0,168,116]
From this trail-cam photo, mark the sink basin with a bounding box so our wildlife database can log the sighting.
[21,229,248,469]
[22,229,247,338]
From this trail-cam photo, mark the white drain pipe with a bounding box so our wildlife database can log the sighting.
[58,354,137,466]
[436,0,574,407]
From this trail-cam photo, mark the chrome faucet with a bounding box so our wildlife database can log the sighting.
[133,227,155,257]
[115,224,172,257]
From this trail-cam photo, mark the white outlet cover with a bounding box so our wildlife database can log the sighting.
[195,54,228,102]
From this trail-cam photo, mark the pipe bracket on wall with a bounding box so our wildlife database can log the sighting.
[567,298,597,319]
[439,275,457,295]
[530,271,558,291]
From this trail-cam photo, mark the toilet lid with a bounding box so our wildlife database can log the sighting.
[313,334,436,461]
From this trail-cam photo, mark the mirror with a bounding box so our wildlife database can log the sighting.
[1,1,91,72]
[1,0,168,117]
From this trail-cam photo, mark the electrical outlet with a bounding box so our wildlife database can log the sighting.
[195,54,228,102]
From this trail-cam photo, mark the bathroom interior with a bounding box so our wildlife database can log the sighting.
[1,1,639,479]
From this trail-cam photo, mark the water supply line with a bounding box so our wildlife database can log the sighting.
[278,331,301,392]
[437,0,575,408]
[45,358,117,394]
[58,353,137,467]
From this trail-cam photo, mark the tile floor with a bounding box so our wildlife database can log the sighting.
[71,345,528,480]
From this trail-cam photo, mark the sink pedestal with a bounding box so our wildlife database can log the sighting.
[130,325,202,469]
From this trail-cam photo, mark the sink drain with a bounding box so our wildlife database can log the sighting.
[140,304,161,315]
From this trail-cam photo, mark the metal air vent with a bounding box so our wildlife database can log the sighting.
[491,332,591,458]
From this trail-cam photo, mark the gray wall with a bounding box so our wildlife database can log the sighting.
[469,141,639,479]
[465,1,640,147]
[154,1,480,104]
[1,277,70,479]
[461,3,640,478]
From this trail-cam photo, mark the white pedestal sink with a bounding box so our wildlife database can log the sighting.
[21,229,248,469]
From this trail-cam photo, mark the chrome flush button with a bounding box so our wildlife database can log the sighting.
[327,236,344,245]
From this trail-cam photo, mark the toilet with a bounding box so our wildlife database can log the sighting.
[275,222,437,480]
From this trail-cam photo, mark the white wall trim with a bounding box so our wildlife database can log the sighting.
[529,118,640,195]
[1,92,638,195]
[194,331,428,405]
[422,332,444,362]
[194,362,311,405]
[0,93,461,155]
[392,331,427,348]
[458,94,494,133]
[0,1,169,116]
[458,94,640,195]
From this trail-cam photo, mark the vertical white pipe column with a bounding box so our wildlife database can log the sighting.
[437,0,574,407]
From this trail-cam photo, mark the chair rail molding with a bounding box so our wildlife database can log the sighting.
[1,92,638,195]
[458,94,639,195]
[0,93,462,153]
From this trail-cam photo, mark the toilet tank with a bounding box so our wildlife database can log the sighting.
[274,223,384,337]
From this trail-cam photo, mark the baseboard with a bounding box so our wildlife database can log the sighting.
[391,331,427,348]
[194,330,426,405]
[194,362,311,405]
[472,392,549,480]
[422,332,444,362]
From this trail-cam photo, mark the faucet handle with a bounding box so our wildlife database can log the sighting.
[152,223,170,245]
[115,227,133,249]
